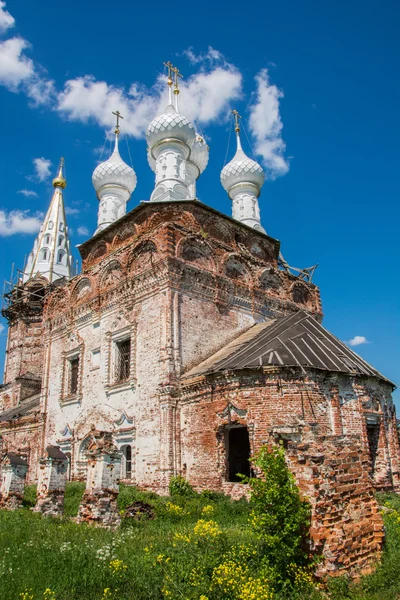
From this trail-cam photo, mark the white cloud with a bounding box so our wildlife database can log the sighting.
[17,189,38,197]
[0,37,33,88]
[179,67,242,125]
[33,157,52,181]
[0,209,42,236]
[248,68,289,178]
[56,54,242,136]
[0,322,4,334]
[348,335,370,347]
[77,226,89,236]
[65,206,80,216]
[0,1,14,33]
[183,46,227,66]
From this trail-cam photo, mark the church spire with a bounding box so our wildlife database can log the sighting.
[23,158,73,283]
[221,110,266,233]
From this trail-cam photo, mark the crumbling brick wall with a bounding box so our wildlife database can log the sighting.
[286,434,384,578]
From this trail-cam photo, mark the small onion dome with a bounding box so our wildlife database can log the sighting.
[92,136,137,196]
[189,133,209,175]
[52,160,67,189]
[221,142,265,196]
[146,104,195,149]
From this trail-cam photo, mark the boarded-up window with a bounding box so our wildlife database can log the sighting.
[115,339,131,383]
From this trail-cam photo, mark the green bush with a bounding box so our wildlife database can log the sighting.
[63,481,85,517]
[168,475,195,498]
[22,484,37,508]
[245,444,313,590]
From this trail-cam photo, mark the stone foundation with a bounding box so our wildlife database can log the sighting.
[77,489,120,527]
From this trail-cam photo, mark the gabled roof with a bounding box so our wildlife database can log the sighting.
[182,310,394,386]
[0,394,40,422]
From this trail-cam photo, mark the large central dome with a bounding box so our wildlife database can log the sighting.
[146,104,195,150]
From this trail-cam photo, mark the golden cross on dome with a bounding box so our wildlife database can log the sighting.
[232,109,242,133]
[171,65,183,95]
[112,110,124,134]
[164,61,174,86]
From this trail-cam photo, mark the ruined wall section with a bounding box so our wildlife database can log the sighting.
[286,435,384,578]
[179,369,399,493]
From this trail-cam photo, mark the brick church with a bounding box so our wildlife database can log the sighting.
[0,65,398,574]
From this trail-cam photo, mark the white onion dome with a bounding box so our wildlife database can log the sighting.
[189,133,209,175]
[221,140,265,196]
[92,136,137,196]
[146,104,196,150]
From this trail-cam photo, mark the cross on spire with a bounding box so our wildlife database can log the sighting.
[164,61,174,86]
[171,65,183,95]
[232,109,242,133]
[112,110,124,134]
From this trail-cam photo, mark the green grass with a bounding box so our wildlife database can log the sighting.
[0,487,399,600]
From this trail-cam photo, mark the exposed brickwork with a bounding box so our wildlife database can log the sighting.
[76,431,122,527]
[0,454,28,510]
[0,200,397,576]
[178,369,396,575]
[286,434,384,578]
[34,447,68,517]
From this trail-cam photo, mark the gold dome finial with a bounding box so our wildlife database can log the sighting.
[52,157,67,189]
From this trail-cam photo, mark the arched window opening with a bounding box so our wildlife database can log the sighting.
[58,235,64,246]
[57,249,66,265]
[366,422,380,474]
[121,444,132,479]
[224,425,251,482]
[44,234,51,245]
[39,247,49,262]
[59,222,64,232]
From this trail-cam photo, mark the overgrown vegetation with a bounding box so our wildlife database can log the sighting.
[0,451,399,600]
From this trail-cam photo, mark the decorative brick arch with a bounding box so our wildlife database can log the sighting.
[70,277,92,302]
[177,235,216,271]
[99,259,124,289]
[223,254,251,283]
[290,281,311,305]
[258,268,282,292]
[201,216,233,245]
[128,240,159,274]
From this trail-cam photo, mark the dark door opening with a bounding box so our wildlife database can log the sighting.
[226,426,251,482]
[366,423,380,473]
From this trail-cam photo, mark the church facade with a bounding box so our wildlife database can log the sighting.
[0,64,399,575]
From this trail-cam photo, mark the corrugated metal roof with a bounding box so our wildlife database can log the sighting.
[182,310,394,386]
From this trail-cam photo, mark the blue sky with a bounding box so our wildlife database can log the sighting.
[0,0,398,404]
